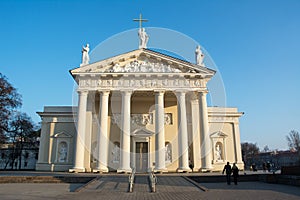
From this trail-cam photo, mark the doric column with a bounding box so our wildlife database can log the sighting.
[94,90,110,173]
[176,91,191,172]
[69,90,88,172]
[198,91,212,171]
[154,90,167,172]
[190,93,201,171]
[117,90,132,173]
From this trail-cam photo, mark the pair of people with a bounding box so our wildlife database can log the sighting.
[222,162,239,185]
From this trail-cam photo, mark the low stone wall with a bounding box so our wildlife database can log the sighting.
[188,174,259,183]
[281,166,300,176]
[277,175,300,186]
[0,176,95,184]
[189,174,300,187]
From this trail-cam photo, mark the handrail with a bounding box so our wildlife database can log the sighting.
[128,168,135,193]
[149,171,157,193]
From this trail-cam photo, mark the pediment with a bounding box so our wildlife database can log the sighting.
[210,131,228,138]
[70,49,215,76]
[53,131,72,138]
[132,128,154,137]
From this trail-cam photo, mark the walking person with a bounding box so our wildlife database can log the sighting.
[222,162,232,185]
[232,163,239,185]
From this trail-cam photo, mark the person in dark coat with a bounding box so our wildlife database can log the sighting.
[222,162,232,185]
[232,163,239,185]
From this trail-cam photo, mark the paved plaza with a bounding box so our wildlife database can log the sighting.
[0,173,299,200]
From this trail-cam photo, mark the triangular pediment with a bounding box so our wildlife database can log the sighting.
[210,131,228,138]
[53,131,72,138]
[70,49,215,76]
[132,128,154,137]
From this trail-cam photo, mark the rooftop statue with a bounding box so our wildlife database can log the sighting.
[133,14,149,49]
[81,44,90,66]
[138,28,149,49]
[195,45,204,66]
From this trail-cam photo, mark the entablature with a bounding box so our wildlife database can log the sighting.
[76,74,209,91]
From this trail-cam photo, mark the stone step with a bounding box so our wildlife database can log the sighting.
[81,176,129,192]
[134,175,150,192]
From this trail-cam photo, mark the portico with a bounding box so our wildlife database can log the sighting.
[69,50,215,172]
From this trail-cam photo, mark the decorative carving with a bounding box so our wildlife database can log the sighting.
[58,141,68,163]
[105,60,182,73]
[164,113,173,125]
[111,114,121,124]
[195,45,204,66]
[112,142,120,163]
[194,80,201,87]
[131,114,153,126]
[91,141,97,162]
[165,142,172,163]
[111,113,172,126]
[216,144,222,161]
[81,44,90,66]
[138,28,149,49]
[97,80,102,86]
[78,76,207,90]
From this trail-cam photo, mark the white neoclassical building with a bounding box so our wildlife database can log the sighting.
[36,27,244,173]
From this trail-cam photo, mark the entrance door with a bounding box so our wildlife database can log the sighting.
[135,142,148,173]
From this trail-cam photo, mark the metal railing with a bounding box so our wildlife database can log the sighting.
[149,171,157,193]
[128,168,135,193]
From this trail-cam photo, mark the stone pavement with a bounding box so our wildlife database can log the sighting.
[0,174,300,200]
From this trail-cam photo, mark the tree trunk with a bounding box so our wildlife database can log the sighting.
[18,140,23,170]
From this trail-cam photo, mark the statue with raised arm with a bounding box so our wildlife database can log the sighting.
[138,28,149,49]
[81,44,90,66]
[195,45,204,66]
[216,144,222,160]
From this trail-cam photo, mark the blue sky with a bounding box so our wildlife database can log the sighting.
[0,0,299,150]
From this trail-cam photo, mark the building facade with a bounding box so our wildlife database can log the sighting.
[36,46,244,173]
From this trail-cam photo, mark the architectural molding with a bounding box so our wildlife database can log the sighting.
[111,113,173,127]
[78,76,207,91]
[53,132,73,138]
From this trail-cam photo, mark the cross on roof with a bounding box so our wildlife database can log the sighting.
[133,13,148,29]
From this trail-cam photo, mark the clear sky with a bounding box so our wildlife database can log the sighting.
[0,0,299,150]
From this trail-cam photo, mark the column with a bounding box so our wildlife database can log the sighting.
[199,91,212,171]
[36,121,49,170]
[233,123,243,165]
[94,90,110,173]
[176,91,191,172]
[69,90,88,173]
[84,93,93,172]
[117,90,132,173]
[190,94,202,171]
[154,90,167,172]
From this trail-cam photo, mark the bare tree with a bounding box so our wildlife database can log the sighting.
[0,73,22,145]
[263,145,270,153]
[286,130,300,152]
[241,142,260,168]
[7,112,36,170]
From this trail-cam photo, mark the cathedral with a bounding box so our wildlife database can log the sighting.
[36,22,244,173]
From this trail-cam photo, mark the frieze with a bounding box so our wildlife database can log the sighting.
[209,116,238,123]
[111,113,173,126]
[78,77,206,90]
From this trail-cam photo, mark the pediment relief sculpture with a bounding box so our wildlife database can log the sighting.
[104,60,183,73]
